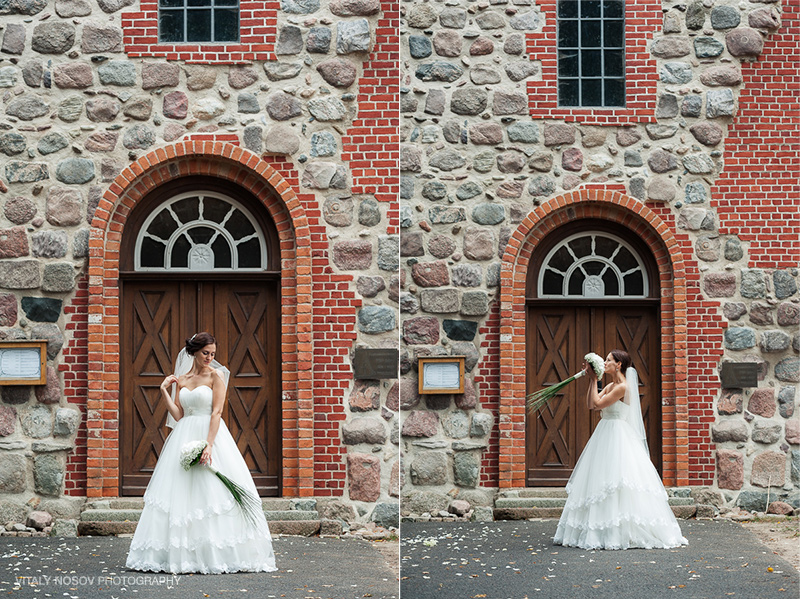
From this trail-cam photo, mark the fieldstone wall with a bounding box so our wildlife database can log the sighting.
[398,0,797,517]
[0,0,399,525]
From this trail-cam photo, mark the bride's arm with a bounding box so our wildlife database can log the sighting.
[160,374,183,422]
[589,382,626,410]
[201,370,226,465]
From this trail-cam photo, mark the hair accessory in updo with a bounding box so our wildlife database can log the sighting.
[185,332,215,355]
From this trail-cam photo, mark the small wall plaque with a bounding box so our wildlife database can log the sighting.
[352,348,399,380]
[720,362,759,389]
[0,340,47,385]
[418,356,465,395]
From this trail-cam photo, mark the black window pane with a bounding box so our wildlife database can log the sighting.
[542,270,564,295]
[237,238,261,268]
[559,51,579,77]
[225,209,256,239]
[202,197,232,223]
[140,237,166,268]
[214,8,239,42]
[558,0,578,18]
[188,0,211,6]
[613,245,637,271]
[602,270,620,295]
[580,20,601,47]
[603,0,623,19]
[604,20,624,46]
[171,235,190,268]
[605,78,625,106]
[211,237,232,268]
[583,260,604,276]
[550,246,573,271]
[581,0,601,18]
[159,10,184,42]
[558,21,579,47]
[568,270,586,296]
[171,197,199,223]
[160,0,182,7]
[568,236,592,258]
[594,236,617,258]
[148,208,179,239]
[187,225,215,244]
[216,0,238,6]
[559,79,580,106]
[624,271,644,296]
[581,50,601,76]
[581,79,602,106]
[604,50,624,76]
[187,9,212,42]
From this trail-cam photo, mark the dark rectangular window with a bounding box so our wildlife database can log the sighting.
[558,0,625,107]
[159,0,240,43]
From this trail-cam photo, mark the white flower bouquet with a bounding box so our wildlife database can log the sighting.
[526,352,605,415]
[179,440,264,528]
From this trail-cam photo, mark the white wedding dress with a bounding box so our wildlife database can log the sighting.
[554,396,688,550]
[126,385,277,573]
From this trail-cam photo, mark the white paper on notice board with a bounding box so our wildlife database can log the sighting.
[0,348,42,379]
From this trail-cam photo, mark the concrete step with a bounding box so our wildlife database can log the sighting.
[498,488,568,499]
[493,504,697,521]
[495,496,694,509]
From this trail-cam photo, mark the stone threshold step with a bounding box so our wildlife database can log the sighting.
[77,519,328,537]
[85,498,317,511]
[495,497,695,509]
[493,504,698,520]
[80,509,320,522]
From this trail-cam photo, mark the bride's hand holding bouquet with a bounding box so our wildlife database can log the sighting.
[526,352,605,415]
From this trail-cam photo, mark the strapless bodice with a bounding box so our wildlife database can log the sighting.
[179,385,213,417]
[601,400,629,420]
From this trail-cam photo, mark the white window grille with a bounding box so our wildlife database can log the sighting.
[135,192,266,272]
[538,232,648,298]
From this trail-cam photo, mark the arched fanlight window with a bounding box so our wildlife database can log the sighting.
[538,232,648,298]
[135,192,267,271]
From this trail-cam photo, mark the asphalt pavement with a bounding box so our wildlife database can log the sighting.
[0,535,399,599]
[401,520,799,599]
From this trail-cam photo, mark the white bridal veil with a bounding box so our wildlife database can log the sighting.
[623,367,649,453]
[166,348,231,428]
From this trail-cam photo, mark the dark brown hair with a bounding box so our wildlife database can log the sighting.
[610,349,632,374]
[185,332,216,355]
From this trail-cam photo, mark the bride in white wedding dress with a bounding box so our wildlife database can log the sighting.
[553,349,688,550]
[126,332,277,574]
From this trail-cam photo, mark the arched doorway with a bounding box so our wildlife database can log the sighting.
[525,220,662,486]
[118,176,282,497]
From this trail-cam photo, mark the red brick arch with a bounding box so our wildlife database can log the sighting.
[498,188,689,488]
[86,140,313,498]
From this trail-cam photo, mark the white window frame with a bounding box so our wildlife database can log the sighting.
[135,191,267,272]
[538,231,648,298]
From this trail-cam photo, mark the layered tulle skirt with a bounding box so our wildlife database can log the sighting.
[553,418,688,550]
[126,414,277,574]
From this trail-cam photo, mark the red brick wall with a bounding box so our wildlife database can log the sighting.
[525,0,660,125]
[62,273,89,496]
[710,5,800,269]
[476,300,500,486]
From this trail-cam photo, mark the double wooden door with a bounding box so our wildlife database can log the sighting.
[526,303,661,486]
[120,278,281,496]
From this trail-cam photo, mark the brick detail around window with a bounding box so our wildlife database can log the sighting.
[341,0,400,235]
[710,3,800,269]
[525,0,662,125]
[122,0,277,63]
[497,189,689,488]
[62,273,89,496]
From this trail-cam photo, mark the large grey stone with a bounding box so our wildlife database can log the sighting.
[281,0,318,13]
[21,297,62,322]
[451,88,488,115]
[141,63,179,89]
[32,22,75,54]
[371,503,399,529]
[760,330,791,352]
[0,133,26,156]
[724,327,756,350]
[357,306,395,334]
[407,3,438,28]
[96,0,135,12]
[651,37,691,58]
[1,23,25,55]
[694,36,724,58]
[741,269,766,298]
[342,417,386,445]
[472,203,505,225]
[308,98,348,121]
[42,263,75,292]
[6,95,49,121]
[415,61,463,83]
[700,65,741,87]
[711,5,740,29]
[775,357,799,383]
[443,411,469,439]
[751,452,785,488]
[420,288,460,313]
[378,235,399,272]
[34,454,64,497]
[661,62,693,84]
[0,454,26,494]
[773,271,797,299]
[81,24,122,53]
[0,260,40,289]
[706,89,735,118]
[55,0,92,17]
[32,323,64,360]
[453,452,479,487]
[683,153,715,175]
[53,63,93,88]
[85,97,120,122]
[752,421,781,444]
[54,407,81,437]
[20,404,53,438]
[429,149,466,171]
[402,411,439,437]
[492,90,527,115]
[55,158,95,184]
[336,19,370,54]
[410,452,448,486]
